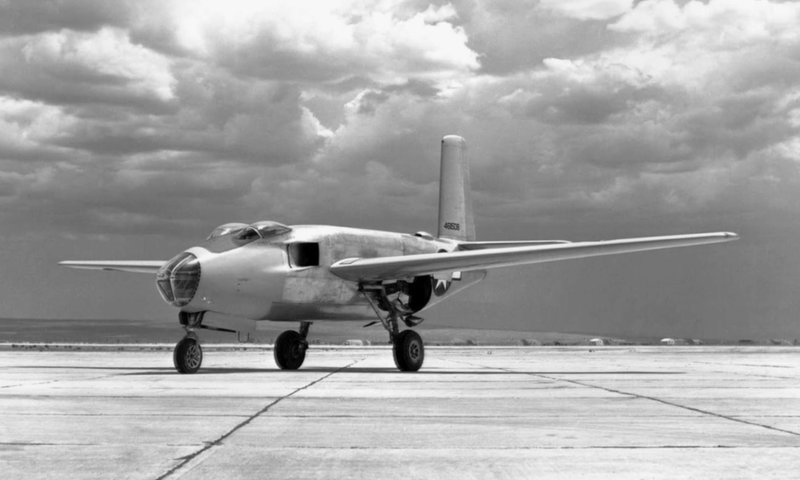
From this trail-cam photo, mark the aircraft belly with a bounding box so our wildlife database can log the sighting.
[264,302,375,321]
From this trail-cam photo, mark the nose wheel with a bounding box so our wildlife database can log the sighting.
[173,335,203,374]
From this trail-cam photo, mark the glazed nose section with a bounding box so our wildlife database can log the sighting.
[156,252,201,307]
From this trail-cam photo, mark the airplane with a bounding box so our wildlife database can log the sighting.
[60,135,738,374]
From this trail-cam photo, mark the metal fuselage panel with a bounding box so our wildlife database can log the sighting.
[183,225,459,322]
[185,243,288,320]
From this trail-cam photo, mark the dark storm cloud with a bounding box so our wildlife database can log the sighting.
[0,28,175,112]
[5,152,259,237]
[461,2,633,75]
[527,84,665,125]
[0,0,481,239]
[0,0,135,36]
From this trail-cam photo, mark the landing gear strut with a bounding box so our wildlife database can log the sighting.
[274,321,311,370]
[174,312,204,374]
[361,284,425,372]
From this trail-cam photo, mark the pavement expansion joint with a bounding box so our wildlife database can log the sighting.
[0,442,100,447]
[454,358,800,438]
[154,357,364,480]
[0,371,142,390]
[2,413,252,418]
[545,376,800,438]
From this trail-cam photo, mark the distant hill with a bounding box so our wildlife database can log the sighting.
[0,317,612,345]
[1,318,791,346]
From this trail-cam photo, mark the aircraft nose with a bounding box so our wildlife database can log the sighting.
[156,252,201,307]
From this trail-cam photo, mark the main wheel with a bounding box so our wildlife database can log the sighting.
[274,330,307,370]
[173,336,203,374]
[393,330,424,372]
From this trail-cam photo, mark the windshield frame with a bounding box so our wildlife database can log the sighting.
[231,221,291,244]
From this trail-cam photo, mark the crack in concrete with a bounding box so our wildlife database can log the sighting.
[535,373,800,437]
[454,359,800,438]
[0,371,146,390]
[154,358,362,480]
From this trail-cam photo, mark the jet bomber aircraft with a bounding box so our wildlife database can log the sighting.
[61,136,738,373]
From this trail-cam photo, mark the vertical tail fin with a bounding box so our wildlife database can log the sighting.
[437,135,475,241]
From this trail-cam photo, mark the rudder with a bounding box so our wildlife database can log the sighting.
[437,135,475,241]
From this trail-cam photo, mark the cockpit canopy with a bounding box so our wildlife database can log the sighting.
[207,221,292,242]
[235,221,292,242]
[204,221,292,249]
[207,223,248,240]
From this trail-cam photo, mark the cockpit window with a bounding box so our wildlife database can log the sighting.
[251,221,291,238]
[235,226,262,242]
[232,221,291,245]
[207,222,248,240]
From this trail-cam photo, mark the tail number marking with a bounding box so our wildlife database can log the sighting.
[443,222,461,231]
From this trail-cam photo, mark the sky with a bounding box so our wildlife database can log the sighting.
[0,0,798,340]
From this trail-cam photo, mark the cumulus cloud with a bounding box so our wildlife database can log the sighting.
[0,96,79,162]
[0,28,175,110]
[540,0,634,21]
[0,0,482,237]
[0,0,797,238]
[132,0,479,87]
[0,0,135,36]
[457,0,800,220]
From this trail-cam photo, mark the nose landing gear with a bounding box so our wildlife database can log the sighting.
[173,311,205,374]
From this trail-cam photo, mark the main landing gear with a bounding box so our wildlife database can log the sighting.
[274,321,311,370]
[392,329,424,371]
[362,283,425,372]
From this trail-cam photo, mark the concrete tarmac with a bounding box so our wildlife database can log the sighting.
[0,346,798,479]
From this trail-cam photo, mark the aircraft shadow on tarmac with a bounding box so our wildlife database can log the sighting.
[11,365,685,376]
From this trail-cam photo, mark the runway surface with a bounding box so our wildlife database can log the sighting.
[1,346,798,479]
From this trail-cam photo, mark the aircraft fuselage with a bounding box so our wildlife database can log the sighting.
[167,224,477,322]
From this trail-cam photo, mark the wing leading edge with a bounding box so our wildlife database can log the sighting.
[330,232,738,282]
[59,260,165,274]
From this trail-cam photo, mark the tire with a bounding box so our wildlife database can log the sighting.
[274,330,306,370]
[392,330,424,372]
[173,337,203,374]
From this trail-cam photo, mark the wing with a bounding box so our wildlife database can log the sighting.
[59,260,165,274]
[457,240,570,250]
[330,232,738,282]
